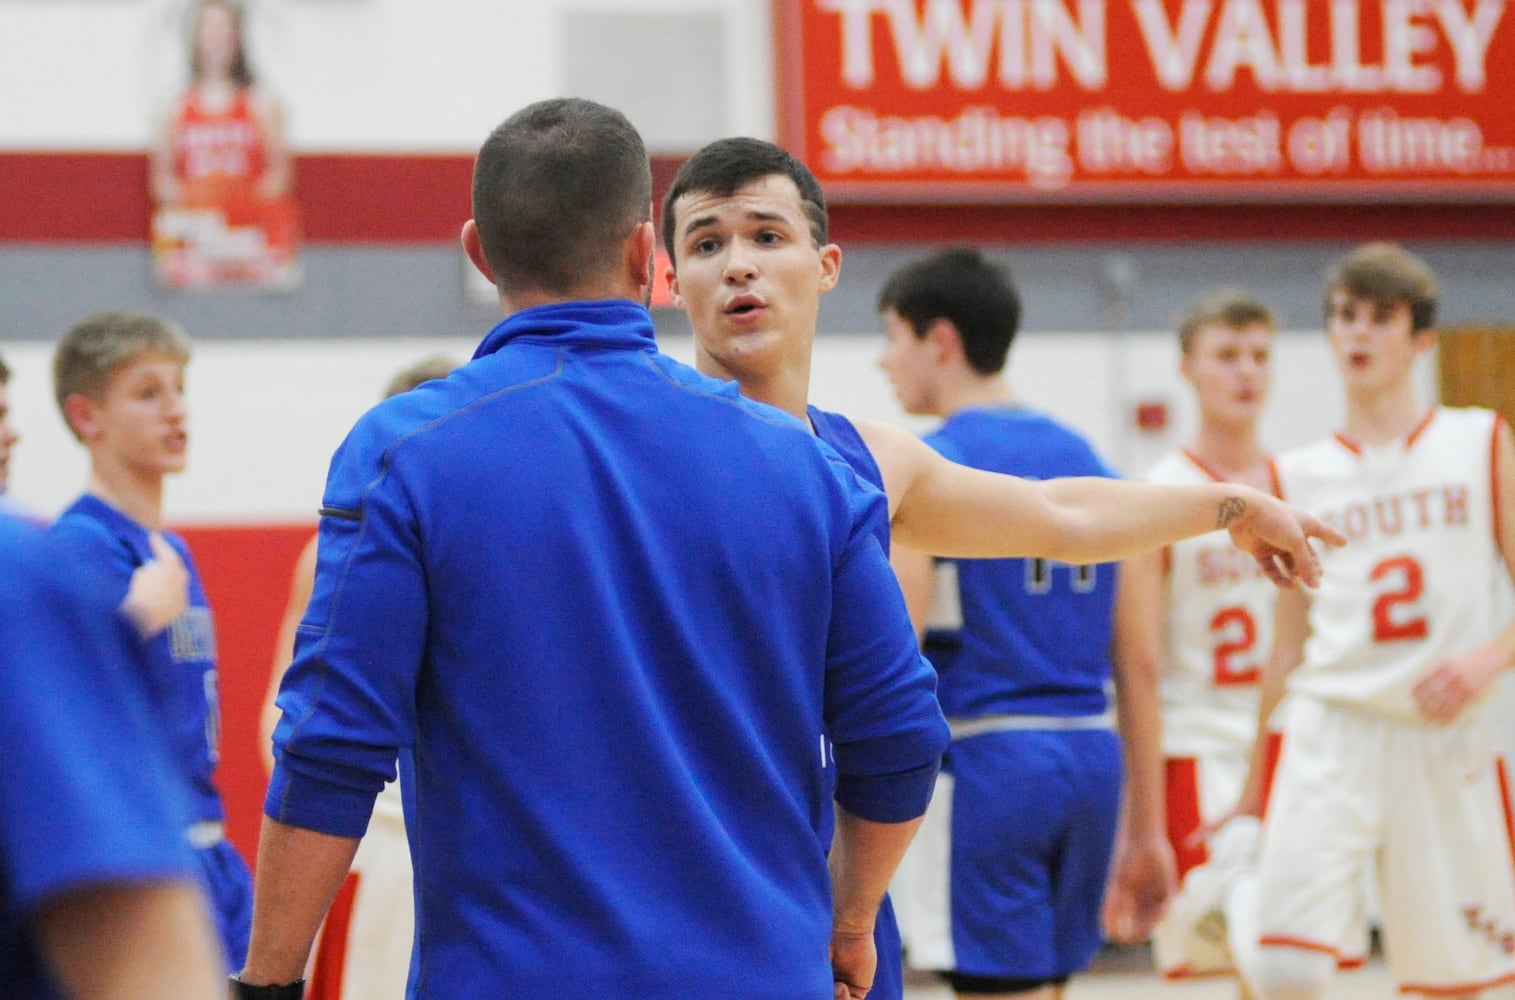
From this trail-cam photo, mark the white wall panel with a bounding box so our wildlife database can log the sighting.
[2,327,1434,522]
[0,0,766,151]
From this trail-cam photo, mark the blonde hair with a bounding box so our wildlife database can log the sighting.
[1177,289,1275,354]
[383,355,458,399]
[53,311,191,434]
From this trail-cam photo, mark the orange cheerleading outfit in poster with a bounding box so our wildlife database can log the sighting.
[152,86,300,290]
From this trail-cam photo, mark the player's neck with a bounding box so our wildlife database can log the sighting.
[739,370,811,424]
[85,465,165,530]
[700,349,813,424]
[1342,379,1429,446]
[193,77,239,110]
[936,374,1013,418]
[1185,423,1269,488]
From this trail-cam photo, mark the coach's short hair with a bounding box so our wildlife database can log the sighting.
[472,98,651,297]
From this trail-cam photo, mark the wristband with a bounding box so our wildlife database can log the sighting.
[229,973,305,1000]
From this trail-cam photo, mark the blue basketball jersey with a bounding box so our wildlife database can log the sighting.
[923,407,1118,718]
[811,406,889,555]
[51,496,224,822]
[811,405,904,1000]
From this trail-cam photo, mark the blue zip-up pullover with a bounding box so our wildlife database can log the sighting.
[268,300,948,999]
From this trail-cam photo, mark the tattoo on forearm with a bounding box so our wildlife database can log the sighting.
[1217,497,1246,529]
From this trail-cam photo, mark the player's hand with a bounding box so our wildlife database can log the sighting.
[1413,645,1506,723]
[1102,834,1177,942]
[121,532,189,638]
[830,926,876,1000]
[1224,491,1345,589]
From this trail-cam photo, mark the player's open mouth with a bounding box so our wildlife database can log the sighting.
[725,294,764,316]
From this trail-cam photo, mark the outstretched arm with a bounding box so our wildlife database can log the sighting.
[857,420,1343,582]
[889,543,934,643]
[1103,548,1177,943]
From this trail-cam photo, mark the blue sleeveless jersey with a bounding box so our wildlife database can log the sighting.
[810,405,905,1000]
[811,406,888,554]
[924,407,1118,718]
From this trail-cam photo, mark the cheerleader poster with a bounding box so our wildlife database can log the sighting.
[148,0,301,291]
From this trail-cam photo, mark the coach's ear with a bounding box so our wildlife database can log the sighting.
[461,220,495,285]
[624,220,656,304]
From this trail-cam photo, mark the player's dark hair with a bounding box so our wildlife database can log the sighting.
[473,98,652,297]
[1326,242,1439,333]
[0,352,9,385]
[661,138,828,262]
[877,247,1022,376]
[1177,289,1275,354]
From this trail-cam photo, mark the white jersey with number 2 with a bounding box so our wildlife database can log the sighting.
[1145,449,1279,757]
[1278,406,1505,721]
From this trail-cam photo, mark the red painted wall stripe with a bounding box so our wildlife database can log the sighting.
[0,153,152,243]
[175,522,315,865]
[3,152,1513,245]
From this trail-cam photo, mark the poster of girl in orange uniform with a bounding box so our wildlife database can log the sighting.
[150,0,300,290]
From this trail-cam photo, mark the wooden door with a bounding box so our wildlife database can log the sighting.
[1438,327,1515,420]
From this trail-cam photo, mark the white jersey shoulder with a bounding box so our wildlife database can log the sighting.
[1143,451,1273,757]
[1278,406,1506,720]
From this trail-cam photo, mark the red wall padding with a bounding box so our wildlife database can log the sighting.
[4,152,1514,245]
[176,523,316,865]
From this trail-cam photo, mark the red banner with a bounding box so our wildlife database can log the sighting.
[775,0,1515,201]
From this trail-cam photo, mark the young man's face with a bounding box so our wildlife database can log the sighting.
[76,353,189,478]
[1325,291,1431,395]
[0,380,18,493]
[877,308,939,417]
[666,174,840,384]
[1181,321,1272,429]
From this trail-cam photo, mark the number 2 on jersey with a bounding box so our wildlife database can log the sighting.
[1371,555,1428,642]
[1210,605,1259,686]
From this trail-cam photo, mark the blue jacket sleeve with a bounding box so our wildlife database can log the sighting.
[821,463,949,823]
[266,425,429,838]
